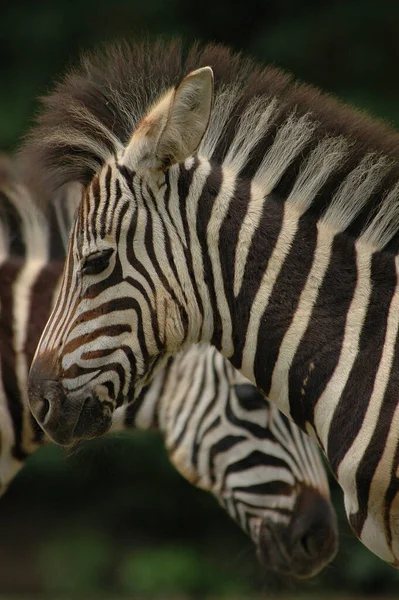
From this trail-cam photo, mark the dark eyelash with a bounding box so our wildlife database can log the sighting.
[82,248,114,275]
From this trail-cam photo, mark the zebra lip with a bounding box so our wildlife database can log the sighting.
[71,395,113,441]
[257,523,293,575]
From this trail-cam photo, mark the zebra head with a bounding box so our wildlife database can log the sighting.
[28,67,215,444]
[114,344,337,578]
[163,350,338,578]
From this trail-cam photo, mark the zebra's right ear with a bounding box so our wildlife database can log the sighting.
[122,66,214,176]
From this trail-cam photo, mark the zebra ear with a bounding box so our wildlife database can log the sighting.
[123,66,214,174]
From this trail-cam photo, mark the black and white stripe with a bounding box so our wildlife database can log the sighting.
[0,158,337,578]
[22,39,399,566]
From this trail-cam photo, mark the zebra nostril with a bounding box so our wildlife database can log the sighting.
[39,396,51,424]
[299,532,316,558]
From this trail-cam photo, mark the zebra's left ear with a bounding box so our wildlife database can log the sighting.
[123,66,214,175]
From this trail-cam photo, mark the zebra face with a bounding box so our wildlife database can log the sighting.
[219,389,337,578]
[162,356,338,579]
[28,67,215,445]
[28,162,194,445]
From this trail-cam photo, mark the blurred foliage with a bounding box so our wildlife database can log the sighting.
[1,432,399,597]
[1,0,399,597]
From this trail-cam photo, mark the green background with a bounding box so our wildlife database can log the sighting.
[1,0,399,597]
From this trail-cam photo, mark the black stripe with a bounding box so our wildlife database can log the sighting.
[123,385,151,427]
[159,170,188,307]
[176,162,205,337]
[218,177,251,348]
[0,190,25,256]
[89,175,102,240]
[0,260,27,460]
[27,262,63,367]
[192,417,220,478]
[385,438,399,551]
[226,389,275,440]
[230,195,285,368]
[170,365,207,451]
[191,351,223,470]
[100,164,113,238]
[328,251,397,474]
[64,323,132,356]
[195,164,223,349]
[124,356,174,427]
[208,435,247,486]
[222,451,293,493]
[123,171,157,297]
[350,326,399,536]
[288,232,358,431]
[166,359,203,451]
[254,212,319,396]
[143,181,188,343]
[232,481,293,496]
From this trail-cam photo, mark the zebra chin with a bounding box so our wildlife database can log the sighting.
[256,487,338,578]
[28,381,113,446]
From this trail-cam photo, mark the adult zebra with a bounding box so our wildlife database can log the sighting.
[23,39,399,566]
[0,156,337,578]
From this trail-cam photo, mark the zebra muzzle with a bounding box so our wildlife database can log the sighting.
[257,487,338,578]
[29,360,112,446]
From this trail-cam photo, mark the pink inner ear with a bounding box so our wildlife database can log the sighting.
[135,115,160,138]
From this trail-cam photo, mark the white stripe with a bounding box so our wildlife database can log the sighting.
[269,223,335,416]
[234,182,267,297]
[314,242,374,450]
[338,255,399,515]
[206,165,236,355]
[183,158,215,342]
[240,203,301,383]
[13,259,47,452]
[361,401,399,564]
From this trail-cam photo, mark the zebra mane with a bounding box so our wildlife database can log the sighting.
[19,39,399,252]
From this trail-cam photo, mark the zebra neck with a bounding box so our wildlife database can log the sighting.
[112,346,227,489]
[112,362,170,432]
[186,158,399,454]
[114,352,202,437]
[115,345,233,490]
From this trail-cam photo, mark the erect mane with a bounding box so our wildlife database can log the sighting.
[19,38,399,252]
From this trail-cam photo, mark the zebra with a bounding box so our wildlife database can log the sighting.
[22,39,399,566]
[0,156,338,578]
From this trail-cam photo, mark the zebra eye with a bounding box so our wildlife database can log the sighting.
[82,248,114,275]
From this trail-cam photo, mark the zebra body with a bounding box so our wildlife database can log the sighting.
[23,40,399,565]
[0,159,337,578]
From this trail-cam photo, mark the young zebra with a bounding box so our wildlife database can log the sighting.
[23,39,399,566]
[0,157,337,578]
